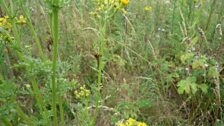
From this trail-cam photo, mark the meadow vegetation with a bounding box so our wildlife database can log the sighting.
[0,0,224,125]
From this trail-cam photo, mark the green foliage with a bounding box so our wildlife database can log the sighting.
[180,52,194,64]
[177,77,197,95]
[0,0,224,125]
[177,77,208,95]
[0,76,17,124]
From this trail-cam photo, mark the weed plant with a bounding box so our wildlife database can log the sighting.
[0,0,224,126]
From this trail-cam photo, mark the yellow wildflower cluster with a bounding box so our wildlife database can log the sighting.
[0,15,26,43]
[0,16,12,29]
[117,118,148,126]
[0,16,13,43]
[16,15,26,25]
[0,15,26,29]
[91,0,130,18]
[74,85,91,99]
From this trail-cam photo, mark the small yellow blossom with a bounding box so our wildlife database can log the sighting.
[121,0,129,5]
[17,15,26,24]
[4,16,9,19]
[0,15,12,29]
[0,17,4,22]
[144,6,152,11]
[116,118,148,126]
[74,85,90,99]
[138,122,147,126]
[127,118,135,122]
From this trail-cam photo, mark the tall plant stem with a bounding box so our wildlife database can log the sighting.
[16,105,34,126]
[97,18,107,88]
[205,0,216,30]
[91,17,107,126]
[59,95,65,126]
[51,0,60,125]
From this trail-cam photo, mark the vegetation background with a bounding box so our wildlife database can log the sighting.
[0,0,224,126]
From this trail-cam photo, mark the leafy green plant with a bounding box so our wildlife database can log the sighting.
[177,77,208,95]
[0,76,17,126]
[0,0,224,125]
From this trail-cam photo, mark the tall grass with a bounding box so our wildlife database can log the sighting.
[0,0,224,125]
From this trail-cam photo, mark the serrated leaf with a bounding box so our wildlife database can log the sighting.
[177,79,190,94]
[192,59,205,69]
[190,36,199,47]
[198,84,208,93]
[180,52,194,64]
[177,77,198,95]
[208,66,219,78]
[191,83,197,94]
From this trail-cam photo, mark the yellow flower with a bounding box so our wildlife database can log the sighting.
[121,0,129,5]
[0,16,12,29]
[2,17,7,24]
[4,16,9,19]
[85,90,90,96]
[17,15,26,24]
[144,6,152,11]
[138,122,147,126]
[74,84,90,99]
[116,118,147,126]
[126,118,137,125]
[0,17,4,22]
[127,118,136,122]
[74,90,78,95]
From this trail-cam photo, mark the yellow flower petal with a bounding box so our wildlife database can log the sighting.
[121,0,129,5]
[144,6,152,11]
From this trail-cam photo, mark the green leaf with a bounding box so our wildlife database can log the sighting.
[197,84,208,94]
[177,77,198,95]
[208,66,219,78]
[137,99,152,108]
[189,36,199,47]
[192,59,205,69]
[112,54,126,67]
[180,52,194,64]
[191,83,197,94]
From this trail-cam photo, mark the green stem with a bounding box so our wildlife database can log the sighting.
[51,3,60,126]
[30,78,51,125]
[97,19,106,88]
[91,17,107,126]
[31,79,42,111]
[59,96,65,126]
[1,118,13,126]
[16,105,34,126]
[205,0,216,30]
